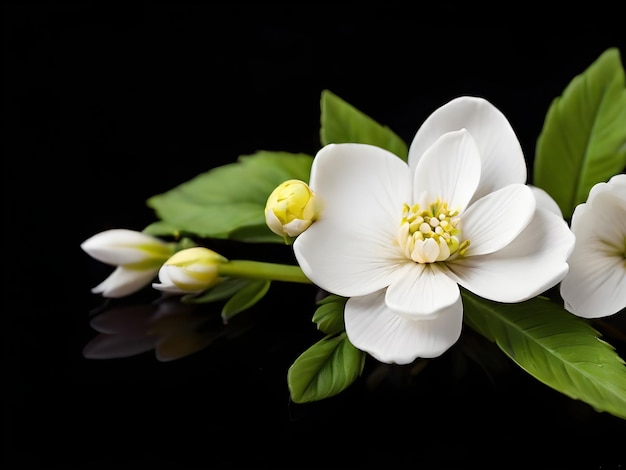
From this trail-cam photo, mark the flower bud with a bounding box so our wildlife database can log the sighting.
[81,229,176,298]
[152,247,228,295]
[265,179,318,238]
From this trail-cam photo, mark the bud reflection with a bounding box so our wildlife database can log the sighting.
[83,297,253,362]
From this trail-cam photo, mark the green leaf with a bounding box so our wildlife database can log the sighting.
[185,277,253,304]
[312,294,347,335]
[221,279,270,323]
[533,47,626,219]
[287,332,366,403]
[146,151,314,242]
[462,290,626,419]
[320,89,408,160]
[227,224,285,243]
[142,220,187,238]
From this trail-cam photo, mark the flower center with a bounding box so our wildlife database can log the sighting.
[397,199,470,264]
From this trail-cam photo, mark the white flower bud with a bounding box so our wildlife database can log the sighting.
[81,229,176,298]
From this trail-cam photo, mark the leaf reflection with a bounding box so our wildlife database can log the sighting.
[83,297,255,361]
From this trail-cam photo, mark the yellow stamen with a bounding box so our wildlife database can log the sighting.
[398,199,469,264]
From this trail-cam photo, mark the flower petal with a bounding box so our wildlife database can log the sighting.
[163,265,215,292]
[560,247,626,319]
[91,266,158,298]
[529,185,563,218]
[294,143,412,296]
[570,174,626,234]
[560,188,626,318]
[446,208,575,302]
[413,129,480,213]
[385,263,460,319]
[461,184,535,256]
[81,229,171,266]
[583,173,626,210]
[307,143,411,224]
[345,289,463,364]
[408,96,526,202]
[153,266,198,295]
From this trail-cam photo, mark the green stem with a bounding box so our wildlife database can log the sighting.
[217,260,312,284]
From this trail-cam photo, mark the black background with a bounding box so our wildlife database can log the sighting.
[4,3,626,468]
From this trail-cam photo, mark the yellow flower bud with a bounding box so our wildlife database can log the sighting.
[153,247,228,295]
[265,179,318,238]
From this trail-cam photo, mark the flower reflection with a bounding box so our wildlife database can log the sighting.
[83,297,253,361]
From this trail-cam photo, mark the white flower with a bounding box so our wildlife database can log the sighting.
[560,174,626,318]
[265,179,319,238]
[152,247,227,295]
[81,229,176,298]
[293,96,575,364]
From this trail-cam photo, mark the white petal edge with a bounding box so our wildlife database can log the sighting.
[461,184,535,256]
[408,96,526,202]
[294,143,412,296]
[164,265,214,291]
[412,129,481,213]
[307,143,411,224]
[560,247,626,318]
[585,173,626,207]
[152,266,202,294]
[345,289,463,364]
[445,208,575,302]
[385,263,460,319]
[91,266,158,298]
[560,188,626,318]
[81,229,168,265]
[529,185,563,218]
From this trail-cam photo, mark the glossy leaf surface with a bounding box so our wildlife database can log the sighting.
[145,151,313,242]
[288,332,365,403]
[462,290,626,419]
[320,89,408,160]
[534,47,626,219]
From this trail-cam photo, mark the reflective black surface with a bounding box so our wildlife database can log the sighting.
[5,4,626,467]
